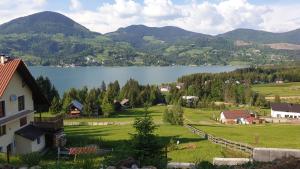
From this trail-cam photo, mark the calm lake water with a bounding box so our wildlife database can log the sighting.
[29,66,244,95]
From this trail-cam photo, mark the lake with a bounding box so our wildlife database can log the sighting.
[29,66,244,95]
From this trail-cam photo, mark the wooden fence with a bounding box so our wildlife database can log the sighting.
[185,124,254,154]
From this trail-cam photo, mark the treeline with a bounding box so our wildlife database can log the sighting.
[37,77,165,116]
[171,66,300,108]
[35,66,300,114]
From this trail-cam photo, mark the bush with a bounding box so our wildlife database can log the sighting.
[163,105,184,125]
[75,155,98,169]
[20,152,41,167]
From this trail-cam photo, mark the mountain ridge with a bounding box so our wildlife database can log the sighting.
[0,11,299,66]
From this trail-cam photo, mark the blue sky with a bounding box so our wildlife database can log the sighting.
[0,0,300,34]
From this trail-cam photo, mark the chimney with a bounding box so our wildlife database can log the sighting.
[0,54,9,64]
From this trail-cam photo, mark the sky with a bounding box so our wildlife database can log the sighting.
[0,0,300,35]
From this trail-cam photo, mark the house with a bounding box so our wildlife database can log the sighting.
[275,79,284,84]
[220,110,256,124]
[120,99,130,108]
[182,96,199,102]
[159,86,171,92]
[0,55,49,155]
[176,83,184,89]
[68,100,83,117]
[271,103,300,119]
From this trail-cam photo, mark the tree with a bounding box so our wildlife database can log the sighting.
[49,96,61,114]
[83,89,99,116]
[101,81,106,92]
[163,105,184,125]
[101,98,114,117]
[131,113,166,168]
[36,76,59,101]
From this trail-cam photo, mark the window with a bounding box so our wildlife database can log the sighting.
[37,137,41,144]
[0,125,6,136]
[18,96,25,111]
[0,101,4,118]
[20,117,27,127]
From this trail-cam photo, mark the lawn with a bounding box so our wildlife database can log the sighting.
[63,106,166,123]
[64,124,245,163]
[193,124,300,148]
[252,82,300,97]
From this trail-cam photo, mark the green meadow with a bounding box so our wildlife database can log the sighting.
[194,124,300,148]
[252,82,300,97]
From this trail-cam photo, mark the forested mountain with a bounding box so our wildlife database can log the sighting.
[0,11,299,66]
[0,11,97,37]
[107,25,212,48]
[219,28,300,44]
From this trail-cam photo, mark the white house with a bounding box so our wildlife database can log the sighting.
[0,55,48,155]
[159,86,171,92]
[271,103,300,119]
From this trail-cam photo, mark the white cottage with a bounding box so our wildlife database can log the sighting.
[271,103,300,119]
[0,55,49,155]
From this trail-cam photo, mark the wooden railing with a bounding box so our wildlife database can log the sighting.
[34,115,64,131]
[185,124,254,154]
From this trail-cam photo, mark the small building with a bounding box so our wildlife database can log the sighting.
[159,86,171,92]
[15,125,45,154]
[220,110,256,124]
[120,99,130,108]
[0,55,49,155]
[271,103,300,119]
[182,96,199,102]
[68,100,83,117]
[275,79,284,84]
[176,83,184,89]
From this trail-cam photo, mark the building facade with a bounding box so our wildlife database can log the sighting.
[271,103,300,119]
[0,56,48,155]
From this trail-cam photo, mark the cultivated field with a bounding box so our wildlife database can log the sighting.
[252,82,300,97]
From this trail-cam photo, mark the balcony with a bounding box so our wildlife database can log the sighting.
[33,115,64,131]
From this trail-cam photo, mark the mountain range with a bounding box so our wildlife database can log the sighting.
[0,11,299,66]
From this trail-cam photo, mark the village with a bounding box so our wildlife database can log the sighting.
[1,55,300,169]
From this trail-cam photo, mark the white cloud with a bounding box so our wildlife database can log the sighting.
[64,0,275,34]
[0,0,46,24]
[69,0,82,11]
[1,0,300,35]
[143,0,184,20]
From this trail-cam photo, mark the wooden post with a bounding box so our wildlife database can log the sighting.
[6,151,10,164]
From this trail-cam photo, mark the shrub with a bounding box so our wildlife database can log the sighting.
[163,105,184,125]
[20,152,41,167]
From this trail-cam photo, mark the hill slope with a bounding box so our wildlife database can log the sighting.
[219,28,300,44]
[0,11,298,66]
[106,25,212,48]
[0,11,96,37]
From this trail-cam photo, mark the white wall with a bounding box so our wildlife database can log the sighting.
[271,109,300,119]
[220,112,226,123]
[0,72,34,116]
[0,72,34,153]
[31,135,45,153]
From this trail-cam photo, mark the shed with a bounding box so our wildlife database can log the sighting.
[68,100,83,117]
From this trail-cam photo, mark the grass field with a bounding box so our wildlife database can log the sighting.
[64,124,245,163]
[252,82,300,97]
[194,124,300,148]
[63,106,165,123]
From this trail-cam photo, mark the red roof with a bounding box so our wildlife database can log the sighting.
[0,59,22,97]
[222,110,251,119]
[0,58,49,105]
